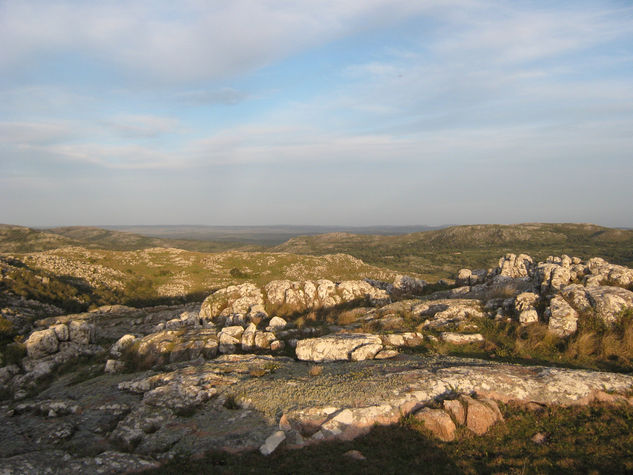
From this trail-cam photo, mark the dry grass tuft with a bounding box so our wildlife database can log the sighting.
[308,365,323,377]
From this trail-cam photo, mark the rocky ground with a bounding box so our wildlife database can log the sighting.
[1,252,633,473]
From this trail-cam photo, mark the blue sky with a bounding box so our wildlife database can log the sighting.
[1,0,632,226]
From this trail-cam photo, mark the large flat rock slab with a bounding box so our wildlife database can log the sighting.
[2,354,633,473]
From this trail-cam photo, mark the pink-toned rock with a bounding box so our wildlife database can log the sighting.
[443,399,466,425]
[461,395,503,435]
[414,408,456,442]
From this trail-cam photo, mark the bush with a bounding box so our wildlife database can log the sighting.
[229,267,249,279]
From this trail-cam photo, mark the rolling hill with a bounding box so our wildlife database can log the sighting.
[274,223,633,279]
[0,225,250,253]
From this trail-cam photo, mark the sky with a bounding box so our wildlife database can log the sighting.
[1,0,632,227]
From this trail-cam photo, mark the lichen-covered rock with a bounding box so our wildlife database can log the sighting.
[558,285,633,328]
[51,324,69,342]
[497,254,534,279]
[350,343,383,361]
[586,258,633,287]
[132,329,218,364]
[548,296,578,337]
[254,331,276,350]
[105,359,126,374]
[25,328,59,359]
[515,292,540,325]
[68,320,96,345]
[440,333,485,345]
[199,283,265,325]
[110,334,137,358]
[417,300,485,330]
[538,262,573,293]
[391,275,426,295]
[296,334,383,362]
[241,323,257,351]
[582,286,633,325]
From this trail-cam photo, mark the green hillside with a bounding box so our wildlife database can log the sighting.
[274,223,633,280]
[0,225,250,253]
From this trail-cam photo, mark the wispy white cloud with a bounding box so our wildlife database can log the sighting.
[0,121,74,145]
[103,115,182,138]
[0,0,469,84]
[176,88,247,106]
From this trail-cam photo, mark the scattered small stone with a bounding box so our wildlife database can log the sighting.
[260,430,286,455]
[531,432,548,444]
[344,449,367,461]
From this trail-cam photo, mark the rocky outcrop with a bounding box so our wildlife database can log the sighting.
[199,283,266,327]
[560,285,633,325]
[414,408,456,441]
[198,279,392,329]
[295,334,385,362]
[414,299,485,330]
[547,296,579,337]
[24,320,95,359]
[586,257,633,287]
[414,395,503,441]
[496,253,535,279]
[2,351,633,471]
[514,292,539,324]
[123,329,219,366]
[447,254,633,336]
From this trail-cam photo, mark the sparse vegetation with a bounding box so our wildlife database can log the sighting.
[417,309,633,372]
[148,402,633,474]
[274,223,633,280]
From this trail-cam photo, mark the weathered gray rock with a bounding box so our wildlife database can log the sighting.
[254,331,277,350]
[296,334,383,362]
[68,321,96,345]
[267,316,287,331]
[104,359,126,374]
[241,323,257,351]
[391,275,426,295]
[260,430,286,455]
[350,343,383,361]
[110,334,137,358]
[586,257,633,287]
[497,254,534,279]
[538,262,573,293]
[131,329,218,364]
[548,296,578,337]
[416,300,485,330]
[51,324,69,342]
[440,333,485,345]
[515,292,540,325]
[25,329,59,359]
[199,283,265,325]
[374,349,399,359]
